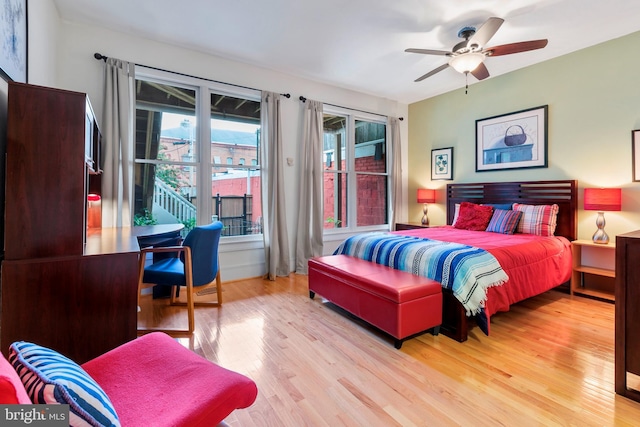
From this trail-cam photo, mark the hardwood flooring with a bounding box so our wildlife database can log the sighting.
[137,275,640,426]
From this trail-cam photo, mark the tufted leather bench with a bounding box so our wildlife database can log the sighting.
[308,255,442,349]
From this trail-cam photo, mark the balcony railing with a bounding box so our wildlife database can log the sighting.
[153,178,196,226]
[152,179,262,236]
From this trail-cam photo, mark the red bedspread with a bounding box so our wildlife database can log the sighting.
[394,226,572,320]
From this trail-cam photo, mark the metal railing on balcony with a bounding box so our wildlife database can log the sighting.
[153,179,262,236]
[153,178,196,226]
[213,193,262,236]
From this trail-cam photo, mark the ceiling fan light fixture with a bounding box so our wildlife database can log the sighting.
[449,52,485,73]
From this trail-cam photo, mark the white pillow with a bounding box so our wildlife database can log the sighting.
[451,203,460,226]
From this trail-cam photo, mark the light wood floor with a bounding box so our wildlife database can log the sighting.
[138,275,640,426]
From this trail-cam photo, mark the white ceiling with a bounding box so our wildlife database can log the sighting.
[53,0,640,104]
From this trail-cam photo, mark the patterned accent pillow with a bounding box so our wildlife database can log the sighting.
[486,209,523,235]
[512,203,559,236]
[453,202,494,231]
[481,203,513,211]
[9,342,120,427]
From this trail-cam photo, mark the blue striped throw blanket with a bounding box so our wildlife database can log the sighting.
[334,233,508,316]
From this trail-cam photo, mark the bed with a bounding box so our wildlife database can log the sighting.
[334,180,577,342]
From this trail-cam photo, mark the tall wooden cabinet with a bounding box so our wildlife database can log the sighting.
[615,230,640,402]
[1,83,138,363]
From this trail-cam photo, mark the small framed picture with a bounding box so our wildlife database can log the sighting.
[431,147,453,180]
[633,130,640,182]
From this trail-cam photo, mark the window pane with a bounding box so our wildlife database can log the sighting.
[212,167,262,236]
[210,93,260,166]
[354,120,386,173]
[324,171,347,228]
[134,81,197,230]
[210,92,261,237]
[323,113,346,171]
[134,163,197,232]
[356,174,388,226]
[135,81,197,161]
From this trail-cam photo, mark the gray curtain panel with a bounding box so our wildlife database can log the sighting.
[260,91,291,279]
[295,99,324,274]
[101,58,135,228]
[389,117,403,229]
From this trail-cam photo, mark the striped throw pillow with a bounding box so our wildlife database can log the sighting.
[512,203,559,236]
[9,342,120,427]
[486,209,523,235]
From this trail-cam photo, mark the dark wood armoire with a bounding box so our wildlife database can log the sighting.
[1,82,138,363]
[615,230,640,403]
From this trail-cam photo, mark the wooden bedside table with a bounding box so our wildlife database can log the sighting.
[571,239,616,302]
[395,222,435,231]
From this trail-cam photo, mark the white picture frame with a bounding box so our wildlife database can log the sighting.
[431,147,453,180]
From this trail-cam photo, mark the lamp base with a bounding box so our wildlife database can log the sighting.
[592,211,609,244]
[592,229,610,244]
[421,203,429,225]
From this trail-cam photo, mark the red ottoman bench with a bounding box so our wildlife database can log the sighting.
[308,255,442,349]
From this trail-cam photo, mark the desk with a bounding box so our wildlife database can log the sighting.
[131,223,185,240]
[1,224,184,364]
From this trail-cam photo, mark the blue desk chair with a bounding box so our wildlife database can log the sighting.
[137,221,223,336]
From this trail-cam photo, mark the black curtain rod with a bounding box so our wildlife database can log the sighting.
[93,53,291,98]
[299,95,402,120]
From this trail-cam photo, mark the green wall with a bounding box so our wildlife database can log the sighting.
[409,30,640,240]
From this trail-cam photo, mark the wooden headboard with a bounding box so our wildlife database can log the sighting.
[446,180,578,241]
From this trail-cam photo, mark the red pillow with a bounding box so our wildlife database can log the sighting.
[453,202,494,231]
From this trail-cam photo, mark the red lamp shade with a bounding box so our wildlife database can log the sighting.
[584,188,621,211]
[417,188,435,204]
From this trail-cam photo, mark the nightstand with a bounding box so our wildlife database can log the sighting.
[395,222,434,231]
[571,239,616,302]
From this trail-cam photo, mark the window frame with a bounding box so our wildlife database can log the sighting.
[134,66,263,245]
[322,105,391,236]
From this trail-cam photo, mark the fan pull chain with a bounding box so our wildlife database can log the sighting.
[465,72,469,94]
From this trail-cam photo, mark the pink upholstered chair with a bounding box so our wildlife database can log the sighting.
[1,332,258,426]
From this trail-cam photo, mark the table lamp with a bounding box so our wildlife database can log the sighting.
[417,189,436,225]
[584,187,621,244]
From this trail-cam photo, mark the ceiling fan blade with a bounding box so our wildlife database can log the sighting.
[485,39,548,56]
[405,48,451,56]
[414,63,450,82]
[468,17,504,48]
[470,62,490,80]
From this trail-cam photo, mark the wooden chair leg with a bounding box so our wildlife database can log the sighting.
[170,285,179,304]
[184,248,195,334]
[136,252,147,309]
[216,269,222,305]
[138,248,195,338]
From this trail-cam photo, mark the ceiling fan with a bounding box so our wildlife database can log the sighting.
[406,17,548,83]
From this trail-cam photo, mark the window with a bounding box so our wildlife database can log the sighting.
[323,108,389,230]
[133,68,262,238]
